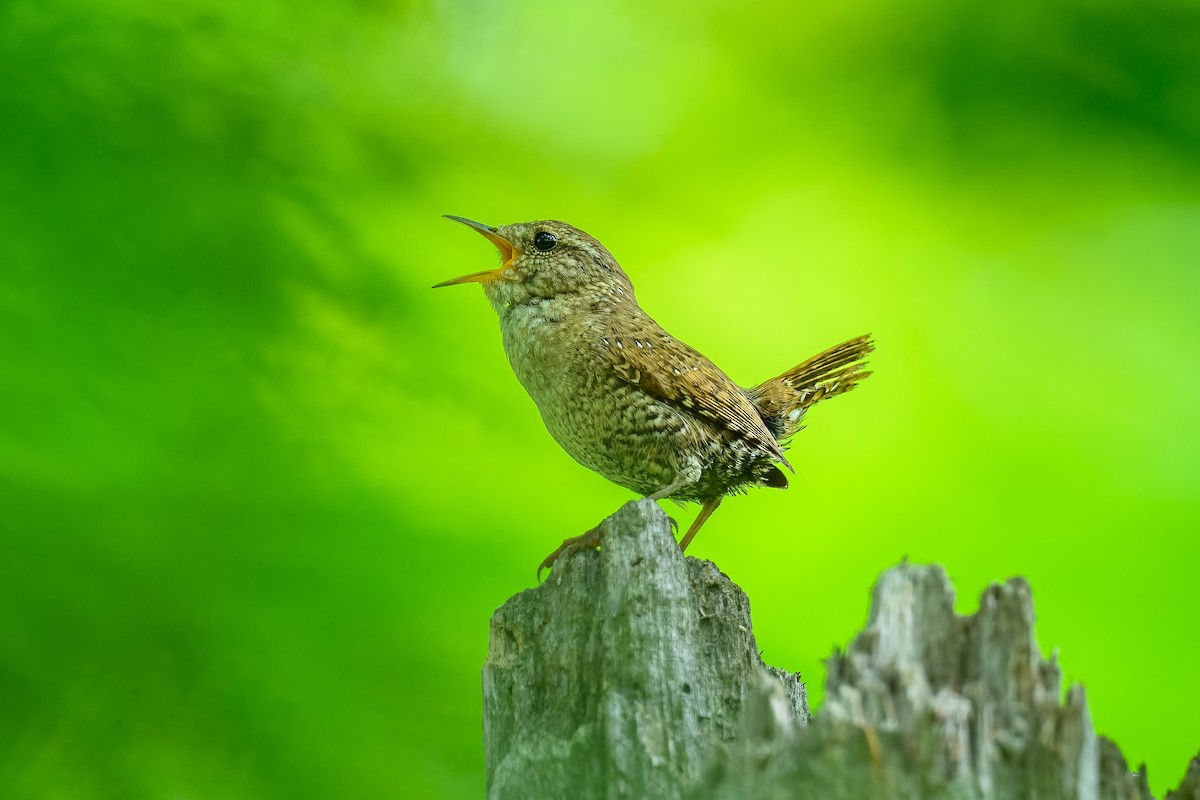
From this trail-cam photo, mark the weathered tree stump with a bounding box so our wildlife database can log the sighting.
[482,499,1197,800]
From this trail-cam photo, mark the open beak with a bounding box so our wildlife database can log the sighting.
[433,215,518,287]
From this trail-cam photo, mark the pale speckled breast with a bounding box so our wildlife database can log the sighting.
[499,298,692,496]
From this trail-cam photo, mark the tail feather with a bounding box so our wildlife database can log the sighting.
[749,334,874,442]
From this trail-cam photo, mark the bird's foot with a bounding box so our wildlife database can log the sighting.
[537,525,602,582]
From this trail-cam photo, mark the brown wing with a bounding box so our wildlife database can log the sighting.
[599,312,791,469]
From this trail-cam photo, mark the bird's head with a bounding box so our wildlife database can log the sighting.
[434,216,634,312]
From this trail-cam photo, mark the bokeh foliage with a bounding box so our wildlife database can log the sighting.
[2,0,1198,797]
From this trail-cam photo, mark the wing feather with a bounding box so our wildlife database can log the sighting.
[600,313,790,469]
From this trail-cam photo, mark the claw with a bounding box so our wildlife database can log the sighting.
[536,548,562,583]
[667,516,679,535]
[536,526,603,582]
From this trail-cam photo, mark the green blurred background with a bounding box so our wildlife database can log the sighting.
[2,0,1198,796]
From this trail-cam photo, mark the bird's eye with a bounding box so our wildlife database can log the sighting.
[533,231,558,252]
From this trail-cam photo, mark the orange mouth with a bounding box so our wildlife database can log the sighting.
[433,216,518,287]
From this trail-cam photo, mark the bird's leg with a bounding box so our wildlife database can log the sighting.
[540,465,703,580]
[645,478,686,502]
[678,497,723,552]
[645,461,702,502]
[536,510,679,581]
[537,525,602,582]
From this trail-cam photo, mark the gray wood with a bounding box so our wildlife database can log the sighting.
[1165,756,1200,800]
[482,499,1194,799]
[482,499,808,800]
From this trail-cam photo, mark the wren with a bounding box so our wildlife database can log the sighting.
[435,216,873,577]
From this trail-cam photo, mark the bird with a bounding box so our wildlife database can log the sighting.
[434,216,873,578]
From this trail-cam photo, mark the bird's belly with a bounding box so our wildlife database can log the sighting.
[536,374,688,495]
[501,315,686,495]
